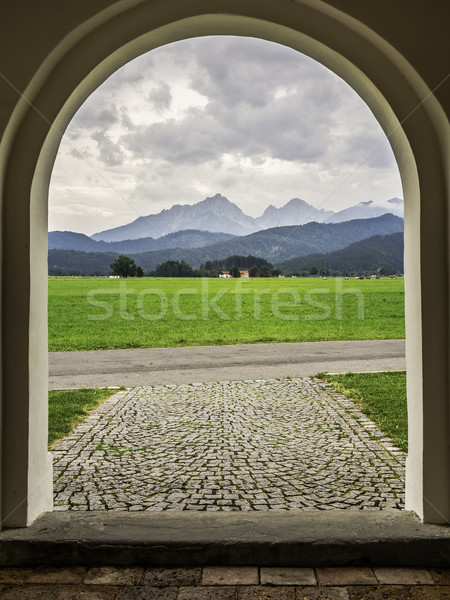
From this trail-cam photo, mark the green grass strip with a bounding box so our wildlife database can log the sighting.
[48,388,119,447]
[318,371,407,452]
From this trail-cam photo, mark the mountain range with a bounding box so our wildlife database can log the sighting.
[48,194,404,275]
[48,213,404,275]
[86,194,403,242]
[127,213,404,271]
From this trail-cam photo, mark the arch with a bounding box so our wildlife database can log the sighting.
[0,0,448,526]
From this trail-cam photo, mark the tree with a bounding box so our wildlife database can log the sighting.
[110,255,137,278]
[230,266,241,278]
[249,266,259,277]
[155,260,194,277]
[136,266,144,277]
[200,255,270,272]
[310,266,318,276]
[259,265,272,278]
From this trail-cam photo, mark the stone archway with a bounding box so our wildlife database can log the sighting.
[0,0,448,527]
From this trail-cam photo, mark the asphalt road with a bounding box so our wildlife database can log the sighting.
[49,339,405,390]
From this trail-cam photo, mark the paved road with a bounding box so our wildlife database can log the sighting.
[49,339,405,389]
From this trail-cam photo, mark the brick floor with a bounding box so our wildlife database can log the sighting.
[317,567,377,586]
[299,589,350,600]
[260,568,316,586]
[117,589,179,600]
[238,586,296,599]
[142,569,202,587]
[429,569,450,585]
[27,566,87,584]
[0,566,447,599]
[374,568,435,585]
[84,567,144,585]
[178,587,237,600]
[202,567,259,585]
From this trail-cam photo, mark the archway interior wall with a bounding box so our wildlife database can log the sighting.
[1,0,448,526]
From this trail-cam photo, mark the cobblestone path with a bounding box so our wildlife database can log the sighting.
[52,378,405,512]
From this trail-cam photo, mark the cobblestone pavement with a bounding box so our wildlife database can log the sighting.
[52,378,405,512]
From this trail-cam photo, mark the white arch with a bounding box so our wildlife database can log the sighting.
[1,0,448,526]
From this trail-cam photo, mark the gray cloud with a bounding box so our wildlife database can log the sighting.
[120,81,337,166]
[70,103,119,133]
[69,147,92,160]
[148,81,172,112]
[105,56,151,88]
[91,131,125,166]
[118,37,375,169]
[119,106,135,131]
[189,36,330,109]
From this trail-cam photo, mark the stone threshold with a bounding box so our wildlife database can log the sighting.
[1,510,450,567]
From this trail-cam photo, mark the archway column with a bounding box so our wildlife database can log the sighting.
[404,111,450,523]
[1,114,53,528]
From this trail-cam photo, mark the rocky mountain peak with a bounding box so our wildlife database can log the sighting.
[90,194,402,242]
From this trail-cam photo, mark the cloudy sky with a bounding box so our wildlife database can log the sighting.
[49,36,403,235]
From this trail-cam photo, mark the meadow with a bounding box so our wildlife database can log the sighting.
[49,276,405,352]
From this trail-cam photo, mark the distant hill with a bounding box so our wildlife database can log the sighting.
[49,229,235,253]
[48,231,99,252]
[90,193,404,242]
[48,250,119,275]
[277,232,404,274]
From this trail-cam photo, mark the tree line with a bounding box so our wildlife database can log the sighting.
[106,254,284,278]
[149,255,283,277]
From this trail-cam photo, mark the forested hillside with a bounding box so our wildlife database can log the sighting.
[277,233,404,275]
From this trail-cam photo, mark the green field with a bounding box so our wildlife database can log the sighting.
[48,276,405,352]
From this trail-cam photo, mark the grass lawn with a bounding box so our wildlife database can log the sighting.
[49,276,405,351]
[48,388,119,447]
[319,371,407,452]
